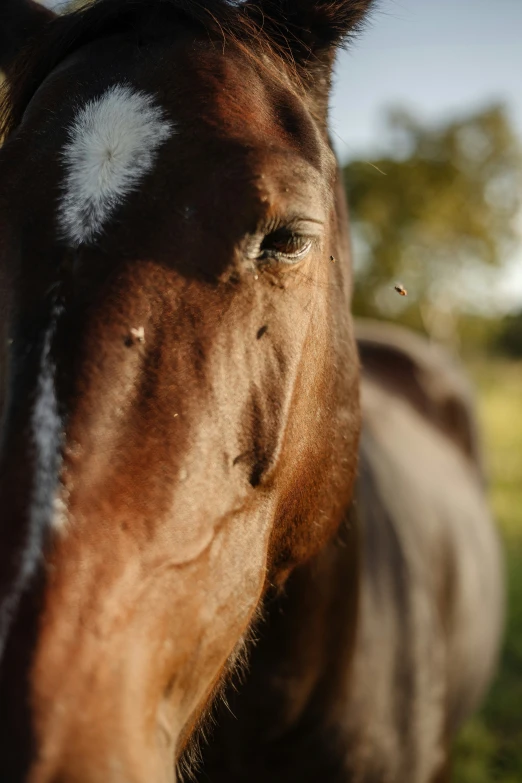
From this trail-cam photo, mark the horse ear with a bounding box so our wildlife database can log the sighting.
[0,0,55,73]
[243,0,375,112]
[257,0,375,54]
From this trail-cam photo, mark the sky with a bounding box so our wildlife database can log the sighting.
[330,0,522,312]
[331,0,522,158]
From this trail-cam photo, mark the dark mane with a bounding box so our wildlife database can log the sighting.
[0,0,274,138]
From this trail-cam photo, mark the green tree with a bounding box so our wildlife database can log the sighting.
[343,105,522,347]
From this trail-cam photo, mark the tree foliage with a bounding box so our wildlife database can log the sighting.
[343,104,522,343]
[494,310,522,357]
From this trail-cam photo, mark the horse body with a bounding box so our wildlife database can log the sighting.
[0,1,503,781]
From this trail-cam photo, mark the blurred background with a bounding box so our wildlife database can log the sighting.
[331,1,522,780]
[10,0,522,778]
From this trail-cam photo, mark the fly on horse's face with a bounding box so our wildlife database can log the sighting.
[0,0,373,780]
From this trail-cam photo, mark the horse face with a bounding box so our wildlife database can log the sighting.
[0,2,371,779]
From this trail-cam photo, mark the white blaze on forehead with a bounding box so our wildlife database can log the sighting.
[58,83,173,246]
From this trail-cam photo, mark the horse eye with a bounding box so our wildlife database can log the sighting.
[259,230,313,264]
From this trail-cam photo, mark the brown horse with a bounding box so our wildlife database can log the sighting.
[0,0,503,781]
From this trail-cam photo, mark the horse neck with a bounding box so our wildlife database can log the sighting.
[197,510,360,782]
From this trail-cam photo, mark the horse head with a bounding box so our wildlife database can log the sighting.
[0,0,373,779]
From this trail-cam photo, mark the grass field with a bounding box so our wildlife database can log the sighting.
[454,360,522,782]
